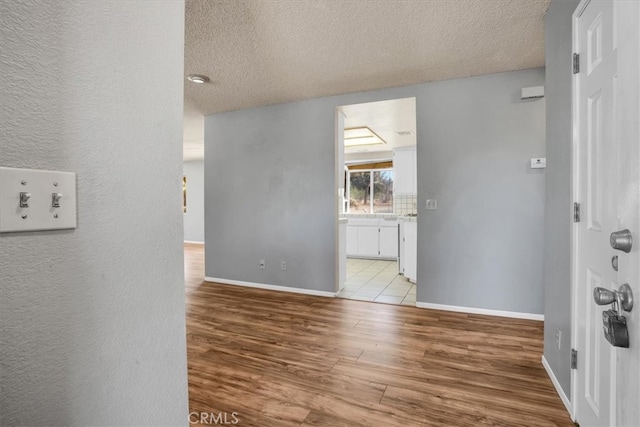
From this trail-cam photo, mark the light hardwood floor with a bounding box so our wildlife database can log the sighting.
[185,243,574,426]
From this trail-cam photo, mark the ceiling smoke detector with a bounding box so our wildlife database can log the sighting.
[396,131,413,136]
[187,74,210,84]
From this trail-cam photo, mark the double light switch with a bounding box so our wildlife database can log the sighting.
[0,167,77,232]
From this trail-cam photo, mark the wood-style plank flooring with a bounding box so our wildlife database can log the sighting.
[185,243,574,426]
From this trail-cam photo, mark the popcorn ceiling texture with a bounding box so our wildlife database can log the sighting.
[184,0,550,116]
[0,1,188,425]
[182,0,550,160]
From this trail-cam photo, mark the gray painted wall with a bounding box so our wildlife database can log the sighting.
[205,68,546,315]
[0,1,189,425]
[184,161,205,242]
[543,0,580,400]
[417,70,546,313]
[205,100,338,291]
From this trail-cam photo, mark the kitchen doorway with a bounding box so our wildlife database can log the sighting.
[335,97,417,306]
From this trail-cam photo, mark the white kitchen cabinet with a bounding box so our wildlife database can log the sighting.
[345,218,398,259]
[394,147,417,195]
[357,226,380,257]
[338,220,347,291]
[402,221,417,283]
[346,225,358,255]
[398,222,406,273]
[379,225,399,258]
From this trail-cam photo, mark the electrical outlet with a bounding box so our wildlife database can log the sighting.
[556,329,562,350]
[259,259,266,269]
[281,261,287,271]
[425,199,437,210]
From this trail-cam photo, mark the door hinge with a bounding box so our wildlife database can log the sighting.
[571,349,578,369]
[574,202,581,223]
[573,53,580,74]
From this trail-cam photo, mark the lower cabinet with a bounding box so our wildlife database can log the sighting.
[379,225,399,258]
[357,226,380,257]
[401,221,417,283]
[345,219,398,259]
[346,226,358,255]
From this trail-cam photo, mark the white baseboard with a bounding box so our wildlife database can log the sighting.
[542,355,573,420]
[415,302,544,321]
[204,277,337,298]
[183,240,204,244]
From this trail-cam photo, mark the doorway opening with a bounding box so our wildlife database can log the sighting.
[335,97,417,306]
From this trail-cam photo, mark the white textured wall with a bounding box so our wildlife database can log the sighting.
[183,161,205,242]
[0,1,188,425]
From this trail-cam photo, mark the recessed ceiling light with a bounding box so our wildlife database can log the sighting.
[344,127,387,147]
[187,74,210,84]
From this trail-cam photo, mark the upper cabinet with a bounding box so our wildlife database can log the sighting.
[393,147,417,195]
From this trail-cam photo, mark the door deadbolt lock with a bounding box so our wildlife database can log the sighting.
[610,229,633,253]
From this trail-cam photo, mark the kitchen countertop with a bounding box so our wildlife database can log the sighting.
[340,213,399,219]
[340,215,417,222]
[398,216,417,222]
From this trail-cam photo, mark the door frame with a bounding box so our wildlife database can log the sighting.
[570,0,617,423]
[333,97,419,294]
[569,4,582,418]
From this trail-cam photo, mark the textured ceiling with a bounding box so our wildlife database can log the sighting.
[183,0,550,159]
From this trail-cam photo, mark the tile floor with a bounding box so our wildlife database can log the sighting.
[337,258,416,306]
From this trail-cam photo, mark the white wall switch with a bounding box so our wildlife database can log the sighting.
[0,167,77,233]
[425,199,437,210]
[530,158,546,169]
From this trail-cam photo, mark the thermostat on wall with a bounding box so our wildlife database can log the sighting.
[530,158,546,169]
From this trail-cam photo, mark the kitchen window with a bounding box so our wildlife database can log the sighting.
[347,169,393,214]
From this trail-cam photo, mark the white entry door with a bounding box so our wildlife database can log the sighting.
[573,1,640,426]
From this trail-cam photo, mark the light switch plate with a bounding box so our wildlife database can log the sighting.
[530,158,546,168]
[425,199,437,210]
[0,167,77,233]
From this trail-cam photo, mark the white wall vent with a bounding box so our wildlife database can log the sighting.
[521,86,545,100]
